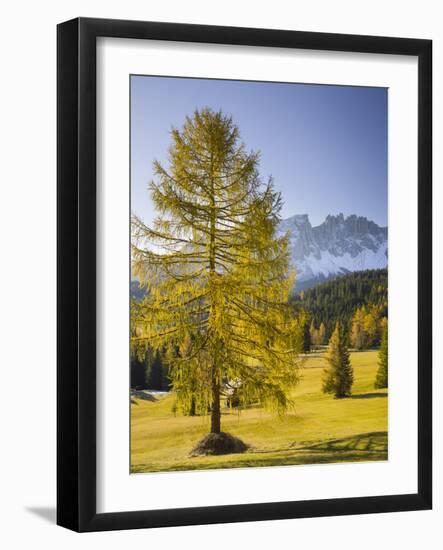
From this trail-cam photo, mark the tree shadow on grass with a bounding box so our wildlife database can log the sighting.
[132,431,388,473]
[350,392,388,400]
[303,431,387,453]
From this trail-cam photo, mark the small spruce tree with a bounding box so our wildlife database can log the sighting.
[363,309,378,347]
[374,323,388,388]
[322,321,353,398]
[309,319,318,348]
[298,310,311,353]
[143,349,152,388]
[147,349,164,390]
[350,307,366,350]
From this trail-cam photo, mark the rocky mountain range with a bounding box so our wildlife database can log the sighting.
[131,213,388,295]
[277,213,387,289]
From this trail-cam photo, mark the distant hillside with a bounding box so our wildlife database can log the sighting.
[290,268,387,337]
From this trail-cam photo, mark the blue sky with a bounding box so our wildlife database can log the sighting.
[131,75,387,228]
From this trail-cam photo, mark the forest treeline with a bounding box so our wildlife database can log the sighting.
[131,268,387,390]
[291,268,387,343]
[131,348,171,391]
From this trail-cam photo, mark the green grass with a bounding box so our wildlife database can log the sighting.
[131,350,388,473]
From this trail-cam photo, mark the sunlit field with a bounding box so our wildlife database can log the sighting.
[131,350,388,473]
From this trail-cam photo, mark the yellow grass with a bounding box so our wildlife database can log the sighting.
[131,350,387,473]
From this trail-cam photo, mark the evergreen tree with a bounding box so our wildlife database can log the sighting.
[363,308,378,347]
[351,307,367,350]
[374,323,388,388]
[322,322,353,398]
[143,349,152,388]
[151,350,165,390]
[130,354,146,389]
[310,319,318,348]
[378,316,388,341]
[298,309,311,353]
[131,108,300,447]
[290,268,388,336]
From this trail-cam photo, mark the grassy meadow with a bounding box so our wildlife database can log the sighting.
[130,350,387,473]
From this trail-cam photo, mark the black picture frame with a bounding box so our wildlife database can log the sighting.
[57,17,432,532]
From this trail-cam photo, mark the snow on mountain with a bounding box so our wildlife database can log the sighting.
[277,213,387,289]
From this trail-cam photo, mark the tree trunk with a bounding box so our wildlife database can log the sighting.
[188,396,196,416]
[209,158,221,434]
[210,372,221,434]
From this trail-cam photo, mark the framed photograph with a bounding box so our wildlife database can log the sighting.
[57,17,432,532]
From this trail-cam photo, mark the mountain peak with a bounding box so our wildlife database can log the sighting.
[278,213,388,288]
[325,212,345,222]
[292,213,310,223]
[281,213,310,225]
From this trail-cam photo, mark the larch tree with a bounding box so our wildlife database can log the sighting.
[363,308,378,347]
[309,319,318,348]
[131,108,301,453]
[322,321,354,398]
[374,323,388,389]
[350,307,366,350]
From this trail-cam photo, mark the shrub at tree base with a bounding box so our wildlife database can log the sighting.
[190,432,249,456]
